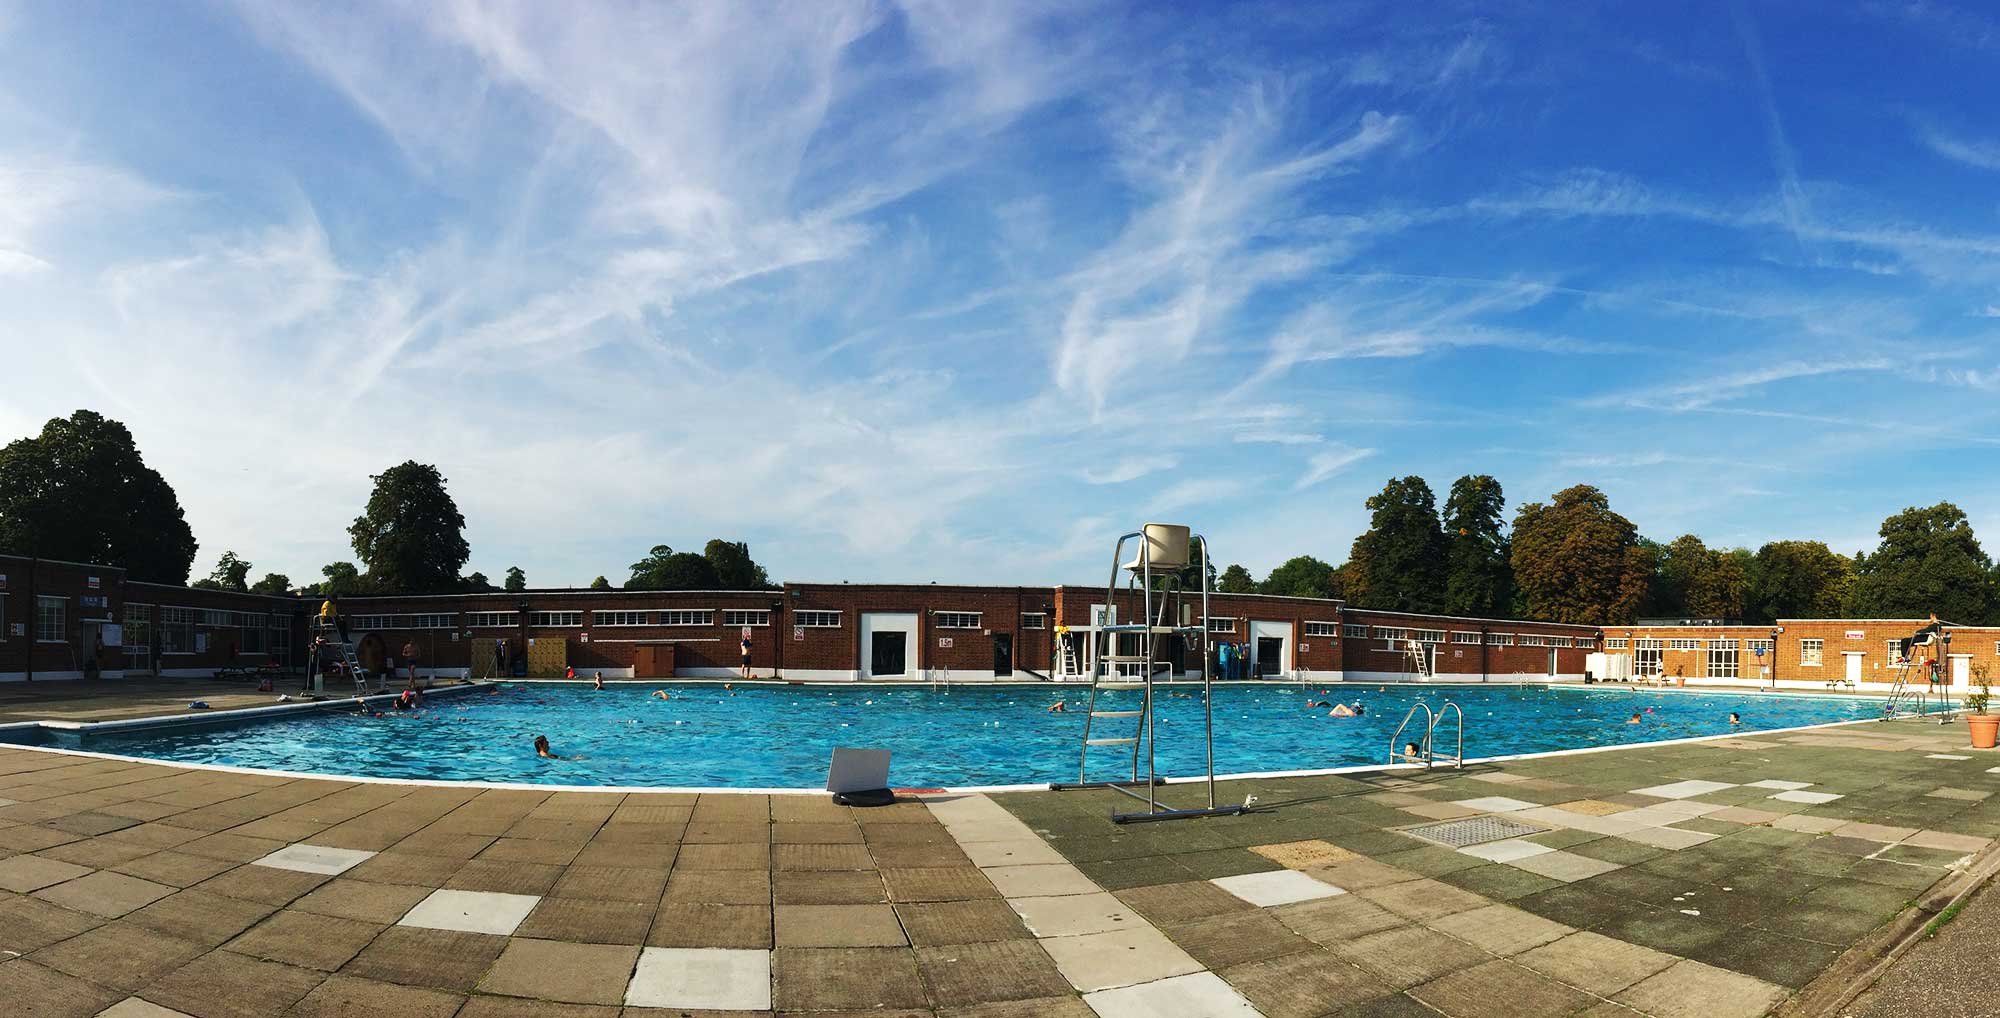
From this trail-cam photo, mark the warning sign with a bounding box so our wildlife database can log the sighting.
[792,626,805,642]
[741,626,753,639]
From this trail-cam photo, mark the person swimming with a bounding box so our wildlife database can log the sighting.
[593,672,605,690]
[1627,713,1642,724]
[652,690,673,701]
[1047,701,1068,713]
[1728,712,1741,725]
[534,735,559,759]
[1328,702,1359,717]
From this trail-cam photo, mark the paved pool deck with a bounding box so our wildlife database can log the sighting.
[0,703,1993,1016]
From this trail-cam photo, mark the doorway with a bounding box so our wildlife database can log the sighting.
[992,633,1013,677]
[1249,620,1290,678]
[1951,655,1971,686]
[860,612,919,680]
[1254,637,1283,677]
[1547,648,1558,677]
[871,633,906,677]
[1844,652,1863,684]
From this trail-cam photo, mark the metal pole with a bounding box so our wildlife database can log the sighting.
[1143,545,1157,815]
[1199,534,1215,810]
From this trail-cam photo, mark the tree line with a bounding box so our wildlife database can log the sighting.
[1216,475,2000,626]
[0,410,772,598]
[2,411,1994,622]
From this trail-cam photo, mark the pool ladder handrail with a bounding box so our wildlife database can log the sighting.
[1388,700,1464,770]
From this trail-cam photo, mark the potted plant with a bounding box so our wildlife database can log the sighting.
[1965,664,1998,750]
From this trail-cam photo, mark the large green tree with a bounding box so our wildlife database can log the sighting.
[703,540,772,589]
[462,571,493,592]
[1216,564,1256,593]
[1441,474,1511,617]
[249,572,292,596]
[193,551,252,592]
[1348,476,1446,612]
[1649,535,1748,619]
[314,561,366,597]
[1510,485,1651,625]
[1260,555,1339,599]
[626,545,722,589]
[589,575,611,590]
[1746,540,1852,622]
[348,462,469,593]
[0,410,198,582]
[1847,502,1995,623]
[504,566,526,592]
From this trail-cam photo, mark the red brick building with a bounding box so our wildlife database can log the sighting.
[1602,617,2000,693]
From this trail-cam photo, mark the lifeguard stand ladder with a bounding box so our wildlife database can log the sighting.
[1050,524,1246,824]
[1883,622,1952,723]
[1406,639,1434,681]
[309,618,372,696]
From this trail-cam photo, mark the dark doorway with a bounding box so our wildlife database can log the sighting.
[992,633,1013,677]
[1255,636,1283,676]
[870,631,906,678]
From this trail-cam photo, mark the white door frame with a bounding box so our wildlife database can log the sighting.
[859,613,919,680]
[1843,652,1863,683]
[1249,620,1290,678]
[1950,654,1972,685]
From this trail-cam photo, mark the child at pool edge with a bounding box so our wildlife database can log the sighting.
[593,671,604,690]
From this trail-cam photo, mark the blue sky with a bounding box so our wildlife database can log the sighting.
[2,1,1997,589]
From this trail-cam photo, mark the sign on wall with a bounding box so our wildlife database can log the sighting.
[0,573,8,589]
[1299,643,1310,653]
[7,623,22,637]
[742,626,753,639]
[938,636,953,648]
[87,576,99,590]
[1845,630,1865,640]
[793,626,805,642]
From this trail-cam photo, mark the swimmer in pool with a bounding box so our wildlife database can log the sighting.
[1627,713,1642,724]
[593,672,605,690]
[1307,700,1330,708]
[1728,712,1741,725]
[652,690,673,701]
[1403,741,1422,760]
[534,735,559,759]
[1047,701,1068,713]
[1329,702,1358,717]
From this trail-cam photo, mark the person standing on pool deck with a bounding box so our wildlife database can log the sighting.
[402,639,420,689]
[739,632,753,679]
[593,671,605,690]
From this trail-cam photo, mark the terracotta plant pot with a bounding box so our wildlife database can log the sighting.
[1968,715,2000,750]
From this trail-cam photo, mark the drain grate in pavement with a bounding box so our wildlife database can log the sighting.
[1401,816,1550,848]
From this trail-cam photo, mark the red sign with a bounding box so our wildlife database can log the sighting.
[792,626,805,642]
[87,576,100,590]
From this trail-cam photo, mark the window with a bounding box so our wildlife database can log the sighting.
[1886,640,1906,665]
[411,614,454,629]
[241,615,267,654]
[660,610,714,627]
[936,612,981,629]
[1707,639,1739,678]
[1021,613,1047,630]
[1668,638,1698,651]
[1343,624,1368,639]
[35,596,65,642]
[530,611,583,628]
[1207,616,1236,633]
[1303,621,1338,638]
[1413,629,1445,644]
[1549,636,1573,648]
[1450,632,1481,645]
[1519,635,1546,647]
[1799,638,1823,666]
[350,615,388,631]
[1607,638,1628,650]
[1635,638,1663,676]
[1371,626,1407,641]
[161,607,196,653]
[795,610,841,628]
[270,616,290,658]
[1746,639,1773,654]
[465,612,519,628]
[1576,637,1596,649]
[723,610,770,627]
[201,609,237,627]
[122,603,150,650]
[595,611,651,627]
[1486,633,1513,646]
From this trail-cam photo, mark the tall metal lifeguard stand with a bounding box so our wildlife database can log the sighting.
[1051,523,1247,824]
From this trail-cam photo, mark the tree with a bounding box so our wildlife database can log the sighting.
[193,551,251,592]
[1746,541,1852,622]
[626,546,674,588]
[1649,535,1747,620]
[1260,556,1338,599]
[1348,476,1447,612]
[1442,475,1511,617]
[0,410,198,583]
[348,461,469,594]
[703,540,771,589]
[250,572,292,596]
[1510,485,1651,625]
[1847,502,1996,623]
[462,571,492,592]
[504,566,526,592]
[1217,564,1257,593]
[315,561,366,597]
[589,575,611,591]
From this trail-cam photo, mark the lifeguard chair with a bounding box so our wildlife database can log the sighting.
[1051,523,1246,823]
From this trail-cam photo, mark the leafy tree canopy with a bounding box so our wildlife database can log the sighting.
[1746,540,1852,622]
[1349,476,1447,612]
[1261,555,1339,599]
[462,571,492,592]
[1510,485,1650,625]
[313,561,366,597]
[348,461,469,594]
[1648,534,1748,620]
[589,575,611,590]
[1847,502,1995,623]
[249,572,292,596]
[504,566,526,592]
[1216,564,1256,593]
[0,410,198,583]
[1442,474,1511,617]
[703,540,772,589]
[192,550,251,592]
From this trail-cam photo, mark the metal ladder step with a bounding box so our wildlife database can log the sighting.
[1090,710,1143,718]
[1093,681,1147,690]
[1086,737,1140,746]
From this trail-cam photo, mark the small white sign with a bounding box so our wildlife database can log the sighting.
[1299,642,1310,653]
[938,636,953,648]
[1845,630,1865,640]
[792,626,805,642]
[741,626,753,639]
[87,576,100,590]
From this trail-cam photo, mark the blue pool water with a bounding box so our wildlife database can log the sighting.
[15,682,1879,788]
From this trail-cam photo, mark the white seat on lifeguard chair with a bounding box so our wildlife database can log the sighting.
[1121,523,1191,572]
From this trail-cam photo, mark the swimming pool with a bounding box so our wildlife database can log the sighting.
[5,682,1883,789]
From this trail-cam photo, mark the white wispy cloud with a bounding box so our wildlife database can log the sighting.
[1294,446,1374,491]
[1918,124,2000,170]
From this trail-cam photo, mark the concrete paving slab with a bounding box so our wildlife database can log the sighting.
[396,888,539,935]
[1514,930,1678,996]
[1040,925,1202,992]
[1451,797,1541,813]
[1646,800,1727,819]
[1011,891,1145,937]
[1081,970,1261,1018]
[1620,825,1717,850]
[1834,821,1920,843]
[284,973,464,1018]
[1771,813,1845,834]
[1248,839,1360,869]
[916,939,1072,1008]
[224,908,383,970]
[1332,925,1495,990]
[897,899,1034,947]
[1745,780,1813,790]
[1615,958,1790,1018]
[1401,802,1486,820]
[1409,958,1598,1018]
[477,938,639,1004]
[251,844,377,876]
[1210,870,1345,908]
[964,838,1070,868]
[1425,903,1572,956]
[772,945,929,1010]
[776,903,909,947]
[1554,799,1632,816]
[647,902,773,949]
[985,863,1100,898]
[1507,849,1625,883]
[1927,787,1991,801]
[1770,790,1844,804]
[625,946,771,1011]
[1708,806,1783,825]
[1901,829,1991,853]
[34,871,175,917]
[97,999,197,1018]
[1271,894,1406,946]
[1631,780,1737,800]
[0,853,93,892]
[1925,754,1972,760]
[1458,839,1553,864]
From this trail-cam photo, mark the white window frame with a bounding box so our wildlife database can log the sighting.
[1413,629,1445,644]
[722,610,771,628]
[1576,637,1596,649]
[465,612,519,628]
[1607,638,1629,650]
[1486,633,1513,646]
[594,611,651,627]
[1518,635,1546,647]
[270,617,290,657]
[1303,621,1338,638]
[241,616,268,655]
[1343,624,1368,639]
[0,593,6,642]
[660,610,715,627]
[795,610,841,628]
[1207,616,1237,634]
[1020,613,1047,630]
[935,611,981,630]
[1450,631,1480,645]
[121,602,150,651]
[160,606,197,654]
[1668,638,1698,651]
[1550,636,1573,648]
[1635,639,1663,676]
[35,595,66,643]
[1707,639,1739,679]
[530,611,583,628]
[1799,638,1823,667]
[412,614,454,629]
